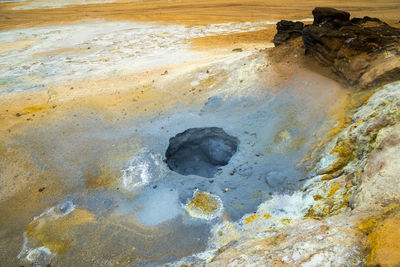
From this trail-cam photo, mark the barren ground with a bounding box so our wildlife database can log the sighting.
[1,1,399,266]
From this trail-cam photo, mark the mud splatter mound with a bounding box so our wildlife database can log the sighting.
[185,190,223,219]
[165,127,239,178]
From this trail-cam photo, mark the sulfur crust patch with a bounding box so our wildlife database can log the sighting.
[27,209,96,254]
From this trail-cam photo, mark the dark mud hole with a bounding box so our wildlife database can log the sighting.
[165,127,239,178]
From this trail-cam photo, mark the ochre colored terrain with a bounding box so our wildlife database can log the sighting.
[1,1,400,266]
[1,0,400,30]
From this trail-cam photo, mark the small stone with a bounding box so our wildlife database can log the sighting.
[232,48,243,52]
[15,113,21,117]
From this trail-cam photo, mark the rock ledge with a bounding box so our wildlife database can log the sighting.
[274,7,400,87]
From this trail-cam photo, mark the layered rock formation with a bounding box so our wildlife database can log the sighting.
[311,7,350,25]
[303,8,400,87]
[272,20,304,46]
[274,7,400,87]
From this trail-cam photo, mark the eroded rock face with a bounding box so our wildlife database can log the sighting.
[312,7,350,25]
[272,7,400,87]
[302,7,400,87]
[272,20,304,46]
[165,127,239,178]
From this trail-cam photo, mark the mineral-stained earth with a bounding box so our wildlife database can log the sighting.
[0,1,399,266]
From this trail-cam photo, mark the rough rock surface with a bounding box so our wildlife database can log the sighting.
[312,7,350,25]
[272,20,304,46]
[302,7,400,87]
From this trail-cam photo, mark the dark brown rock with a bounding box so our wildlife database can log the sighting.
[273,20,304,46]
[302,8,400,87]
[312,7,350,25]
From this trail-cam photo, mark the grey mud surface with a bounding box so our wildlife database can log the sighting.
[0,53,346,266]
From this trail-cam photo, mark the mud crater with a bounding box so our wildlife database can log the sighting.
[165,127,239,178]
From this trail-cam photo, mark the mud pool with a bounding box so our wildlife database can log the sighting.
[165,127,239,178]
[1,0,400,265]
[0,12,350,266]
[0,56,348,266]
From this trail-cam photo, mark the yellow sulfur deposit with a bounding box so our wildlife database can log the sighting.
[27,209,95,254]
[185,190,223,219]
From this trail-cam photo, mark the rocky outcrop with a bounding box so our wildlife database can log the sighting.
[272,20,304,46]
[311,7,350,25]
[272,7,400,87]
[302,7,400,87]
